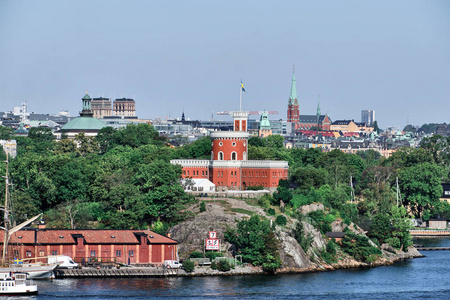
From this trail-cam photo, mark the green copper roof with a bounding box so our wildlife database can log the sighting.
[259,112,271,130]
[289,67,298,105]
[316,100,321,116]
[82,92,91,100]
[62,117,106,131]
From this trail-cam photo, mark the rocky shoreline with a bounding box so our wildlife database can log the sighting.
[182,247,424,277]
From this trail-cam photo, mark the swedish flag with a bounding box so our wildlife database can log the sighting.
[14,258,23,264]
[241,81,245,92]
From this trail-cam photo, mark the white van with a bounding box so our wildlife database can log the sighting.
[48,255,79,269]
[164,260,181,269]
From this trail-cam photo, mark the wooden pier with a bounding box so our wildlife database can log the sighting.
[410,230,450,236]
[415,247,450,251]
[54,267,182,278]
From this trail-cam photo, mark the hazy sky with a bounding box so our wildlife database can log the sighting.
[1,0,449,129]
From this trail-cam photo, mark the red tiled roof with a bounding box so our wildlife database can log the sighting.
[2,229,177,245]
[2,231,35,244]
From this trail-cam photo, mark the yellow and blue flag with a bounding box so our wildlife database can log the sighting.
[241,81,245,92]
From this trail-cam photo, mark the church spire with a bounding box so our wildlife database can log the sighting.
[316,97,321,116]
[289,66,298,105]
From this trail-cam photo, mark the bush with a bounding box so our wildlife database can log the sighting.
[205,251,223,261]
[210,261,217,270]
[182,260,195,273]
[386,237,401,249]
[247,185,264,191]
[216,259,232,272]
[189,251,204,258]
[200,201,206,212]
[275,215,287,226]
[257,195,272,208]
[267,208,276,216]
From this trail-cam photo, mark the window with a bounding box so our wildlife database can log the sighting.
[232,142,236,147]
[26,251,31,257]
[116,250,121,257]
[39,250,45,257]
[219,152,224,160]
[91,250,96,257]
[129,250,134,257]
[13,250,19,256]
[52,251,57,255]
[231,152,237,160]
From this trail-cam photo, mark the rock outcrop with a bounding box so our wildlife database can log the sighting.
[168,197,422,275]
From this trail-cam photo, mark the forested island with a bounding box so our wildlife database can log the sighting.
[1,124,449,273]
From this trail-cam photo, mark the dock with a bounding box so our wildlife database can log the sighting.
[415,247,450,251]
[410,230,450,236]
[54,267,182,278]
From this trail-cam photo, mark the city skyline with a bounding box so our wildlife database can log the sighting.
[1,0,449,129]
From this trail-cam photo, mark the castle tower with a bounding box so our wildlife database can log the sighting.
[210,111,249,161]
[287,67,299,123]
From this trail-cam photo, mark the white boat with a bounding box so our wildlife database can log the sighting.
[0,263,57,279]
[0,272,38,295]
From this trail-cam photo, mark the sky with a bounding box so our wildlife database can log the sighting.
[1,0,449,129]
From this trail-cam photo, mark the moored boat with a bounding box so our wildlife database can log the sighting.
[0,263,57,279]
[0,272,38,295]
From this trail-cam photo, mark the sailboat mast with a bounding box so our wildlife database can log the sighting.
[2,153,10,265]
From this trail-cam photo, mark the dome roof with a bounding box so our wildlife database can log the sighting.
[62,117,106,131]
[82,93,91,100]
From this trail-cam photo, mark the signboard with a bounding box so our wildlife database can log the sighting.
[205,239,220,250]
[209,231,217,239]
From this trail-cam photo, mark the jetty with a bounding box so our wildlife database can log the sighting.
[55,267,181,278]
[410,230,450,236]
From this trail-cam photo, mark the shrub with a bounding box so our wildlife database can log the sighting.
[386,237,401,249]
[182,260,195,273]
[216,259,232,272]
[267,208,276,216]
[200,201,206,212]
[257,195,272,208]
[205,251,223,261]
[294,219,313,253]
[189,251,204,258]
[247,185,264,191]
[210,262,217,270]
[275,215,287,226]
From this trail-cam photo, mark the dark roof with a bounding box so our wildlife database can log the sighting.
[332,120,354,125]
[429,218,447,221]
[299,115,328,124]
[114,98,135,102]
[325,232,346,238]
[92,97,110,101]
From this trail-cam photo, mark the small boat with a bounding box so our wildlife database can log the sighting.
[0,272,38,296]
[0,263,57,279]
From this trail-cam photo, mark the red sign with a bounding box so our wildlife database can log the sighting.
[209,231,217,239]
[205,239,220,250]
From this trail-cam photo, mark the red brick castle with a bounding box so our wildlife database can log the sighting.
[171,111,288,190]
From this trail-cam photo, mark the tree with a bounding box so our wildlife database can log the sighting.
[225,215,281,273]
[398,162,445,218]
[372,121,380,134]
[0,125,13,140]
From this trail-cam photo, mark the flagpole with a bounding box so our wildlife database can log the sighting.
[240,80,242,112]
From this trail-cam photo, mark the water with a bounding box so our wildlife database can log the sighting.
[22,238,450,299]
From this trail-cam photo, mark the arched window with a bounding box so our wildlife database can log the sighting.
[218,151,224,160]
[231,152,237,160]
[243,151,247,160]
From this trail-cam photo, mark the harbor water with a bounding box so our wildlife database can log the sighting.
[30,237,450,299]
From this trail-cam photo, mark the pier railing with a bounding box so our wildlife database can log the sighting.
[73,257,122,268]
[410,229,450,236]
